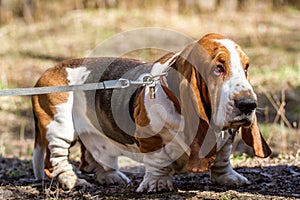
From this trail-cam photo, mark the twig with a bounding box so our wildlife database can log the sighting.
[259,86,293,129]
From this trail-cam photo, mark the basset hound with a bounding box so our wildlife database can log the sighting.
[32,33,271,192]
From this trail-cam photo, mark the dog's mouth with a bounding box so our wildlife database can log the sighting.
[222,115,253,130]
[231,118,252,127]
[215,100,256,131]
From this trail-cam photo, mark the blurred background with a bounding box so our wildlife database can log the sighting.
[0,0,299,159]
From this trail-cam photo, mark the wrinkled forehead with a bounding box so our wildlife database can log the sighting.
[199,35,249,65]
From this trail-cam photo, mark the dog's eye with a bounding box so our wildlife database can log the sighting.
[213,64,225,76]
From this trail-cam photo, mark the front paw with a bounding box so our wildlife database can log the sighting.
[211,169,251,186]
[136,173,173,193]
[96,170,130,186]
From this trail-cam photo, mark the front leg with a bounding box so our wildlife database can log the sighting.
[137,153,173,193]
[210,135,250,186]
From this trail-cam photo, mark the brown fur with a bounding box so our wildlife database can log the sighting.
[156,52,176,64]
[134,87,150,127]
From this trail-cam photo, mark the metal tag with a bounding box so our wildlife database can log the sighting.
[148,82,156,99]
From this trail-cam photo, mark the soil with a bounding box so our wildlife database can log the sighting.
[0,155,299,199]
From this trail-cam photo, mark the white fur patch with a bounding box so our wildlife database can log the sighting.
[144,83,184,134]
[46,93,75,166]
[66,66,90,85]
[72,91,99,135]
[150,51,181,77]
[216,39,244,77]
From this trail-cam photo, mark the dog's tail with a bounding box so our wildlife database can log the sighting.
[32,112,45,180]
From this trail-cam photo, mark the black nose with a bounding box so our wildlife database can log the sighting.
[235,98,257,115]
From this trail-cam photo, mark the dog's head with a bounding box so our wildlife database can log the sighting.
[170,33,271,163]
[202,34,258,130]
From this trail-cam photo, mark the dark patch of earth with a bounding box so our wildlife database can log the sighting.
[0,156,299,200]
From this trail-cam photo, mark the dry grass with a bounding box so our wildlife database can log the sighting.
[0,6,299,158]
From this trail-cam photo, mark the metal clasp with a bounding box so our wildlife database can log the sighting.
[118,78,130,88]
[130,73,157,99]
[130,73,153,85]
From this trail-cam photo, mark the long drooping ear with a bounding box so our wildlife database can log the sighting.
[168,41,216,172]
[241,115,272,158]
[179,78,216,173]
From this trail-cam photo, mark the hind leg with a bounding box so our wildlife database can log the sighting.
[45,92,92,189]
[33,91,88,190]
[79,140,130,185]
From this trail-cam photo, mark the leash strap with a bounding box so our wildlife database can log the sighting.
[0,73,166,97]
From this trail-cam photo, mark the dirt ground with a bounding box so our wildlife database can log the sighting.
[0,153,299,200]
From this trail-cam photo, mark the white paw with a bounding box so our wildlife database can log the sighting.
[57,170,78,190]
[50,160,78,190]
[96,170,130,185]
[136,173,173,193]
[211,169,251,186]
[56,171,92,190]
